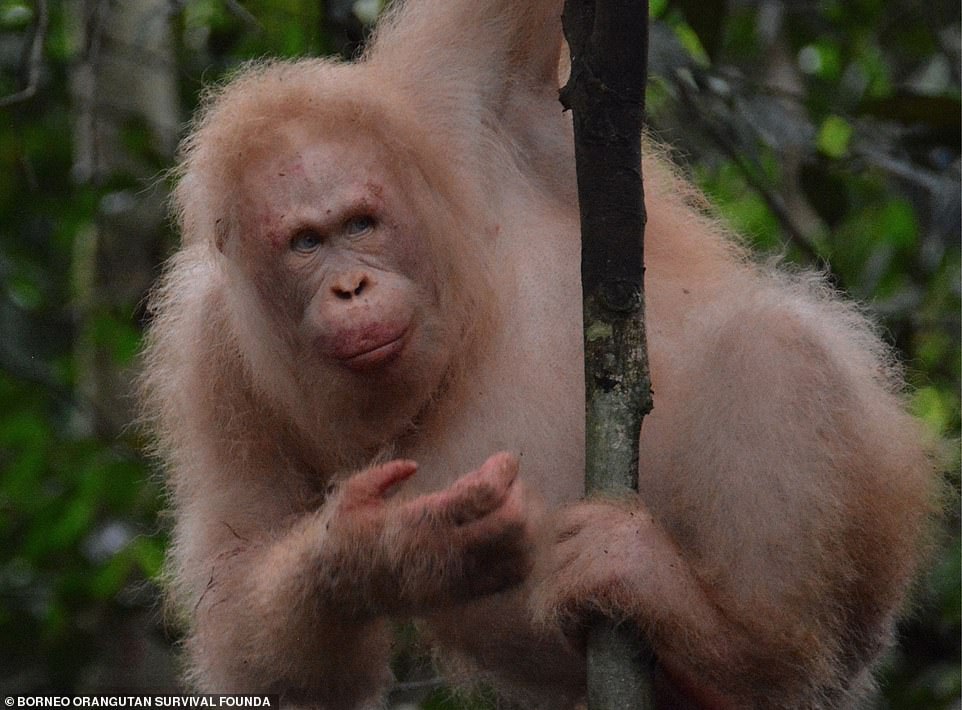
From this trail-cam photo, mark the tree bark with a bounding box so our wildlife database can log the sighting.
[560,0,655,708]
[64,0,181,690]
[68,0,179,438]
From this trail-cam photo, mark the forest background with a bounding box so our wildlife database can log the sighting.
[0,1,958,707]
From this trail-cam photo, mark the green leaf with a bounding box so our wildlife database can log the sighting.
[817,115,853,158]
[876,200,918,250]
[0,3,31,28]
[797,42,842,81]
[694,161,780,250]
[911,386,954,436]
[93,314,143,366]
[131,537,165,578]
[671,21,710,67]
[89,553,134,600]
[23,497,96,559]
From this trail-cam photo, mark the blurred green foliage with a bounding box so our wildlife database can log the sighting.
[0,0,168,686]
[0,0,958,706]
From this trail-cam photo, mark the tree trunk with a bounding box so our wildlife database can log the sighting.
[560,0,655,708]
[68,0,179,438]
[68,3,180,686]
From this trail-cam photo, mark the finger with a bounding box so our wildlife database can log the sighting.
[395,453,520,528]
[455,476,527,544]
[447,452,518,493]
[347,459,419,502]
[441,452,520,520]
[477,451,519,487]
[448,452,518,502]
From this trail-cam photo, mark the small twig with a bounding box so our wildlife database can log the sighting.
[0,0,49,108]
[675,79,828,268]
[707,122,822,263]
[224,0,263,31]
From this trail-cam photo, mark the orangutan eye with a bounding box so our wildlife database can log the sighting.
[344,215,376,236]
[290,229,323,253]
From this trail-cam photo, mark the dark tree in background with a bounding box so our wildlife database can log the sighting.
[0,1,957,707]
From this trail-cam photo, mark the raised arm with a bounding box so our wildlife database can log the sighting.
[365,0,565,114]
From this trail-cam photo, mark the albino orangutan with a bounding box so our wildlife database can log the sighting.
[141,0,938,707]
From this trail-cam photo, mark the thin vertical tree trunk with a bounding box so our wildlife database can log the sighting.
[560,0,655,707]
[69,0,179,438]
[67,0,181,689]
